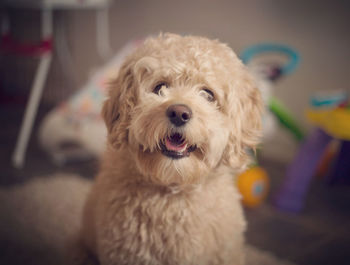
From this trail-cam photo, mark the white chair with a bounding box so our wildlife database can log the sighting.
[1,0,112,168]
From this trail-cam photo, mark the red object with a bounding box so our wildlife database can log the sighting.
[0,34,52,56]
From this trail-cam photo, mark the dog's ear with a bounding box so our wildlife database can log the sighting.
[222,68,263,171]
[102,58,138,149]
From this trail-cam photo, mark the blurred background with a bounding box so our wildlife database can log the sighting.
[0,0,349,265]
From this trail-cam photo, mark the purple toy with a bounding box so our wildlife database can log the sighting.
[273,128,332,212]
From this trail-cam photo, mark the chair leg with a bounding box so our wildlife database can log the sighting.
[12,53,52,168]
[12,8,53,168]
[96,7,112,59]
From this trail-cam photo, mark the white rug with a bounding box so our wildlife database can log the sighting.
[0,175,296,265]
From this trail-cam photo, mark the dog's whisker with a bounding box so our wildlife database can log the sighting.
[198,145,205,154]
[141,144,148,152]
[173,160,185,181]
[156,140,163,151]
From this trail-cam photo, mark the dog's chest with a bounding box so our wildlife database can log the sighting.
[97,181,245,265]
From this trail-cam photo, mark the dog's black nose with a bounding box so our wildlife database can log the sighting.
[166,104,192,127]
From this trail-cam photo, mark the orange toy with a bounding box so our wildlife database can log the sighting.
[237,166,269,207]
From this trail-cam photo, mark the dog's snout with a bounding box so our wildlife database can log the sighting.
[166,104,192,127]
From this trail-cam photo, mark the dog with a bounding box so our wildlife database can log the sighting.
[72,33,263,265]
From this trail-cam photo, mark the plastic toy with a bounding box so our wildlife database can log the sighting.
[274,91,350,212]
[240,43,304,141]
[237,166,269,207]
[310,90,348,108]
[307,108,350,140]
[240,43,300,76]
[235,44,303,207]
[269,97,304,141]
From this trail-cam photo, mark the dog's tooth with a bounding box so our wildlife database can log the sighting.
[179,144,188,153]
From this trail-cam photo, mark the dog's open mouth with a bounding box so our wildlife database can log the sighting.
[160,133,196,159]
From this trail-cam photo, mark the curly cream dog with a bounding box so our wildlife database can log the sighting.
[73,33,263,265]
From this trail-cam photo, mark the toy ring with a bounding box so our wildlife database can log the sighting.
[240,43,300,76]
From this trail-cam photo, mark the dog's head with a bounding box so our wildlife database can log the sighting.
[103,34,262,187]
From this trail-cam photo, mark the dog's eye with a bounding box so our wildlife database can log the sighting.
[199,88,215,102]
[153,82,168,96]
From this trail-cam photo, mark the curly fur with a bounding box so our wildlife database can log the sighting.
[72,33,263,265]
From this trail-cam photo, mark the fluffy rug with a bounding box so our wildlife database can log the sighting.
[0,175,296,265]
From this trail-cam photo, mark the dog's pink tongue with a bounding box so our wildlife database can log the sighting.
[165,138,187,152]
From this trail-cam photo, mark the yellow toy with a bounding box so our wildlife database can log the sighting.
[237,166,269,207]
[307,90,350,140]
[307,108,350,140]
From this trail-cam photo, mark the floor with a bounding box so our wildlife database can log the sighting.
[1,104,349,265]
